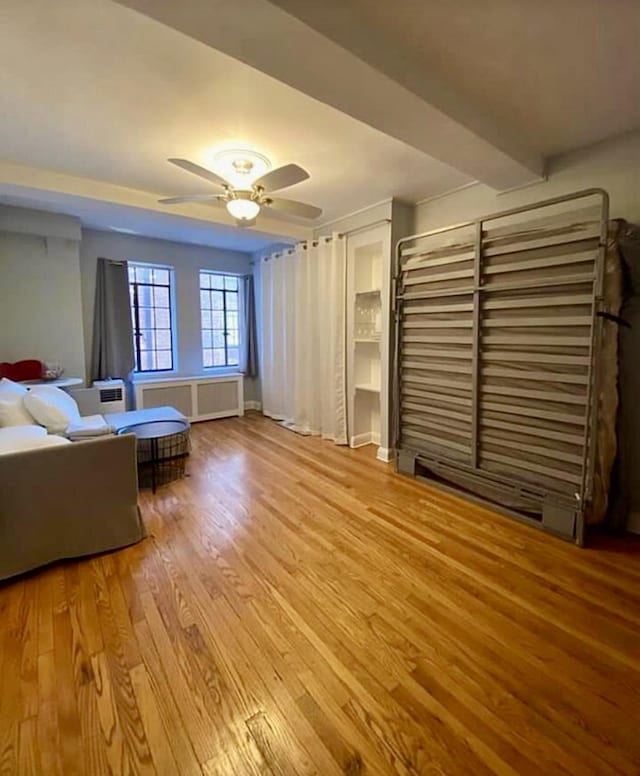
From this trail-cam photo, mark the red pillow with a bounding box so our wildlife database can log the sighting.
[0,360,45,381]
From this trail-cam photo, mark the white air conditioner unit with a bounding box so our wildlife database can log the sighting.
[69,379,126,415]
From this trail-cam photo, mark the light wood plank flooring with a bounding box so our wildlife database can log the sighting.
[1,413,639,775]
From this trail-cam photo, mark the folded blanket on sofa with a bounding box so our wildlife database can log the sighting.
[66,414,114,439]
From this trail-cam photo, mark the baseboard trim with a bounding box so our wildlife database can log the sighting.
[244,401,262,412]
[350,432,382,449]
[376,447,393,463]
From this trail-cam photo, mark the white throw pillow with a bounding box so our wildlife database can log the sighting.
[0,377,28,398]
[0,429,71,456]
[0,396,37,427]
[23,386,81,434]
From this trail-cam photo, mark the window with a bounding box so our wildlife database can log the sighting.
[128,263,174,372]
[200,272,240,367]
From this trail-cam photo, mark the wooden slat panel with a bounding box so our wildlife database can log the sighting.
[482,367,588,385]
[403,267,474,286]
[482,352,591,367]
[402,429,471,456]
[482,316,592,328]
[483,295,593,311]
[481,384,586,405]
[479,273,595,293]
[403,250,476,271]
[402,375,472,391]
[402,319,474,329]
[481,433,583,465]
[481,401,585,425]
[401,403,470,424]
[482,333,590,347]
[483,249,597,277]
[402,389,472,408]
[404,334,473,344]
[481,450,582,486]
[480,416,584,445]
[483,226,600,256]
[402,361,473,374]
[403,302,474,315]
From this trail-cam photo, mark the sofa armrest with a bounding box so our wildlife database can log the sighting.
[0,434,144,581]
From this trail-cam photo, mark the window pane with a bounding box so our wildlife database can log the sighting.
[226,292,238,311]
[211,274,225,290]
[200,290,211,310]
[203,348,213,367]
[128,267,136,283]
[140,350,155,371]
[155,308,170,328]
[226,311,238,331]
[136,266,153,283]
[213,349,226,366]
[213,330,226,348]
[199,272,210,289]
[139,329,155,350]
[137,285,152,306]
[153,268,169,285]
[201,309,212,329]
[227,329,239,347]
[138,307,154,328]
[227,347,239,365]
[202,330,212,348]
[155,330,171,349]
[156,351,172,370]
[212,310,225,329]
[225,275,238,291]
[211,291,224,311]
[153,286,170,308]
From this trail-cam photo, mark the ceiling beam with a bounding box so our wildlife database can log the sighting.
[115,0,544,190]
[0,161,311,242]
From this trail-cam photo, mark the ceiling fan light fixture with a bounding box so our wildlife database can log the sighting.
[226,197,260,221]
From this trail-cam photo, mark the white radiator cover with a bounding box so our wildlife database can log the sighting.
[134,374,244,422]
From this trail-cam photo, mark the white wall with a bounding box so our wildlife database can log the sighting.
[415,130,640,232]
[0,207,86,378]
[79,229,260,401]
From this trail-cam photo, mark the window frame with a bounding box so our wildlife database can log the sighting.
[128,262,175,374]
[199,271,242,369]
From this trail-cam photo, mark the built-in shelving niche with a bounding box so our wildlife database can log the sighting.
[346,225,391,459]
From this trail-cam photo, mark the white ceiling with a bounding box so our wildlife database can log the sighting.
[0,0,472,249]
[271,0,640,156]
[1,0,637,251]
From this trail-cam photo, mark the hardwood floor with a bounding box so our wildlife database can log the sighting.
[1,413,639,775]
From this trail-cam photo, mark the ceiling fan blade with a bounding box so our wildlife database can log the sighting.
[266,197,323,220]
[235,218,256,228]
[159,194,222,204]
[167,158,230,188]
[253,164,309,193]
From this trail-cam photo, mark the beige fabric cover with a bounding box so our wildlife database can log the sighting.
[0,434,145,581]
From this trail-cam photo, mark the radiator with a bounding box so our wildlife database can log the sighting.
[134,375,244,422]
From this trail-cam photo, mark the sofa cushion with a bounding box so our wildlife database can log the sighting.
[0,380,37,427]
[0,425,70,456]
[104,405,188,433]
[24,385,81,434]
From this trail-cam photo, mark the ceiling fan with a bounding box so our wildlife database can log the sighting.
[159,157,323,227]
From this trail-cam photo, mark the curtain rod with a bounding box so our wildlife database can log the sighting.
[253,218,392,263]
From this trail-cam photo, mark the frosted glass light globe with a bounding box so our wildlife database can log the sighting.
[227,198,260,221]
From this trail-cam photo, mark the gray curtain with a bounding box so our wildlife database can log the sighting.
[91,258,135,381]
[241,273,259,378]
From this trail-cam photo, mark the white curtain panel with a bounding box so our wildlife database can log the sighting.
[259,236,347,444]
